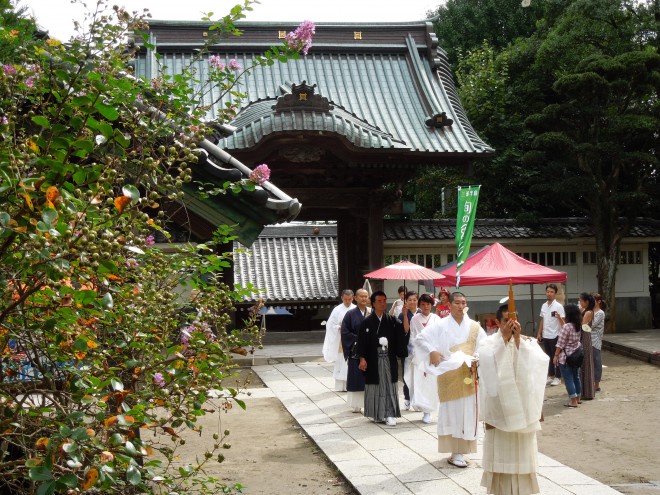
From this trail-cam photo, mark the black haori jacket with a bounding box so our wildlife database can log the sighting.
[357,312,409,385]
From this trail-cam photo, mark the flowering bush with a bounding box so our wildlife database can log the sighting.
[0,1,310,494]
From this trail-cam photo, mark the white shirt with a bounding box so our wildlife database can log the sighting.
[539,300,564,339]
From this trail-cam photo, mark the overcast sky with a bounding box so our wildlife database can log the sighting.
[22,0,441,41]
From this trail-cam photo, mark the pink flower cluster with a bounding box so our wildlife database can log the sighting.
[145,234,155,247]
[0,116,7,125]
[249,164,271,186]
[2,64,16,76]
[153,372,166,388]
[181,321,214,353]
[209,56,242,72]
[209,55,225,71]
[286,20,315,55]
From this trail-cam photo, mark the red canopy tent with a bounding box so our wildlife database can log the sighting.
[433,243,567,286]
[432,243,567,332]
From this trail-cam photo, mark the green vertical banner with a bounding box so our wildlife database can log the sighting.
[455,185,480,287]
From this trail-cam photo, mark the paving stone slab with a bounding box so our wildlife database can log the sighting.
[539,466,604,485]
[349,473,412,495]
[334,457,392,478]
[406,478,471,495]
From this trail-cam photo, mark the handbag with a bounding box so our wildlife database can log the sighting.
[565,345,584,368]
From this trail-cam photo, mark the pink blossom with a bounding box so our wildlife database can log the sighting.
[145,234,155,247]
[228,59,242,71]
[153,372,166,388]
[0,116,7,125]
[2,64,16,76]
[209,55,225,71]
[286,21,315,55]
[25,76,35,88]
[249,164,271,186]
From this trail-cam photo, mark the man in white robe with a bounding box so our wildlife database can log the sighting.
[415,291,486,468]
[478,305,548,495]
[322,289,355,391]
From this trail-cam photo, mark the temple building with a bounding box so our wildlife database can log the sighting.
[134,19,493,291]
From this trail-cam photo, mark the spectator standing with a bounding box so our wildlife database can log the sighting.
[592,293,606,392]
[322,289,355,391]
[578,292,596,400]
[537,284,565,386]
[389,286,405,318]
[341,289,370,413]
[554,303,583,408]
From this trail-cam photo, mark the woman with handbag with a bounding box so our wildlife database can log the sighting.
[553,303,583,408]
[592,293,606,392]
[578,292,596,400]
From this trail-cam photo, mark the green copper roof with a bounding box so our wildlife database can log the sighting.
[134,20,493,156]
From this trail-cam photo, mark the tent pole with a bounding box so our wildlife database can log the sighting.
[530,283,536,335]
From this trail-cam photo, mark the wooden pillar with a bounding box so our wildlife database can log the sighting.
[337,217,357,295]
[368,194,384,292]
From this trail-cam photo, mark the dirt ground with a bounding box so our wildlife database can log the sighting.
[177,351,659,494]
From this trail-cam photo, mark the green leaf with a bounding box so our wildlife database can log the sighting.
[122,184,140,204]
[100,292,114,309]
[110,433,124,446]
[234,399,246,410]
[62,441,78,453]
[74,338,88,351]
[32,116,50,129]
[124,440,137,456]
[36,480,56,495]
[126,465,141,485]
[58,473,78,488]
[110,378,123,391]
[98,122,114,138]
[29,466,54,481]
[41,208,58,225]
[0,212,11,227]
[94,101,119,121]
[72,169,86,185]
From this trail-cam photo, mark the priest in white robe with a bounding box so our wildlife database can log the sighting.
[415,291,486,468]
[322,289,355,391]
[478,304,548,495]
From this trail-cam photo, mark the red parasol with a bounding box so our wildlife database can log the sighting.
[365,261,446,281]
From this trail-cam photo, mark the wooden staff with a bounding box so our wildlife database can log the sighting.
[508,279,520,347]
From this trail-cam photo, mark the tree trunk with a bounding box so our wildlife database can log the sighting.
[593,205,629,334]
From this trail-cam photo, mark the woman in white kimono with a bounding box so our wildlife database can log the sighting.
[405,293,440,423]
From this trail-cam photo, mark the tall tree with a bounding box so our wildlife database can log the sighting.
[430,0,545,66]
[524,0,660,331]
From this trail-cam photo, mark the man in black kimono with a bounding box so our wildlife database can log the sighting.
[341,288,370,413]
[357,290,409,426]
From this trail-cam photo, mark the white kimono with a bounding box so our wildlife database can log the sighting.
[404,312,440,413]
[477,331,549,495]
[415,315,486,443]
[322,302,354,391]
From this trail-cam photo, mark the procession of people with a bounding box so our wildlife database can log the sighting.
[321,283,604,495]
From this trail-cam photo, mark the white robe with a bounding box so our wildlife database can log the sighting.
[404,312,440,413]
[322,302,354,387]
[478,331,548,482]
[414,315,486,441]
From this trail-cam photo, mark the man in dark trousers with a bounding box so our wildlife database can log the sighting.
[341,288,370,413]
[357,291,409,426]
